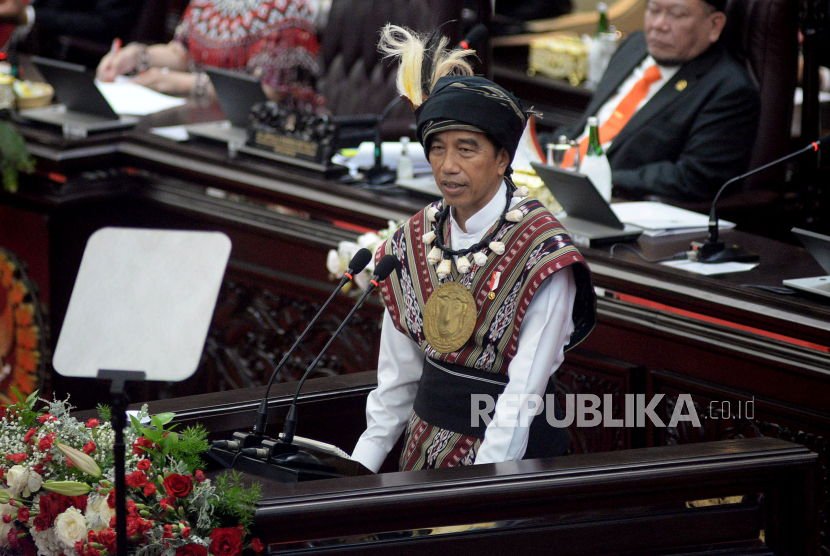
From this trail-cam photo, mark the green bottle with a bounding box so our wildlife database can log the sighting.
[596,2,609,35]
[587,117,603,156]
[580,116,612,201]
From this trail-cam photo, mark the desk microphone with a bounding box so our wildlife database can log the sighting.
[363,97,403,185]
[241,248,372,446]
[281,254,400,446]
[690,133,830,263]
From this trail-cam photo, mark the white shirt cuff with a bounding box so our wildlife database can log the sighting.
[351,438,388,473]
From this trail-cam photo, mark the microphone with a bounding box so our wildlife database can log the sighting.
[690,133,830,263]
[459,24,488,50]
[240,248,372,447]
[280,255,400,447]
[362,97,403,185]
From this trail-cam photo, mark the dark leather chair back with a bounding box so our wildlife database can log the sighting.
[317,0,465,139]
[720,0,799,192]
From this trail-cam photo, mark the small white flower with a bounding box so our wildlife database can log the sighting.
[473,252,488,266]
[427,246,443,265]
[436,259,452,279]
[456,256,471,274]
[422,231,436,244]
[506,209,524,222]
[55,507,87,549]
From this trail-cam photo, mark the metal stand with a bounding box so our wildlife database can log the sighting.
[98,369,146,556]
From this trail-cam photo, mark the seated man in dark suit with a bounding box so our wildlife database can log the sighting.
[561,0,760,202]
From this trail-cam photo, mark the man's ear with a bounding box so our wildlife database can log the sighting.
[708,11,727,43]
[497,149,510,176]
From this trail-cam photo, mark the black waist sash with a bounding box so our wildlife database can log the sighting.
[413,357,571,459]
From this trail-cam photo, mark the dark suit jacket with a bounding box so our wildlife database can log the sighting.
[563,32,760,202]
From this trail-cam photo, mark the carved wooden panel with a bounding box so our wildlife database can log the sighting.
[556,350,645,454]
[651,370,829,556]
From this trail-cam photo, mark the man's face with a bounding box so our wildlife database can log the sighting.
[644,0,726,65]
[428,130,510,227]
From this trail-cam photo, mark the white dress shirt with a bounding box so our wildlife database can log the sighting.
[573,55,680,150]
[352,182,578,472]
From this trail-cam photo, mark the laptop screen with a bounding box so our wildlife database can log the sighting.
[30,56,119,120]
[531,162,625,230]
[792,228,830,274]
[205,67,268,128]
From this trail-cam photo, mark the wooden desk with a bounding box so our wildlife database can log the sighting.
[3,99,830,552]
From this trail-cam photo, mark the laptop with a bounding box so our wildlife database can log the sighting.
[783,228,830,299]
[185,67,268,144]
[19,56,137,133]
[531,162,642,247]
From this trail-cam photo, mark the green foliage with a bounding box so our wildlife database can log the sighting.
[212,470,261,529]
[3,386,40,427]
[176,424,210,473]
[0,121,34,193]
[96,404,112,422]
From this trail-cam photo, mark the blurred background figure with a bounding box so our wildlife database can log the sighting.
[96,0,322,108]
[0,0,148,67]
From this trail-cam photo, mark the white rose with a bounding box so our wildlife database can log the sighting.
[84,493,114,532]
[0,502,13,548]
[357,232,381,250]
[326,249,344,275]
[55,507,87,548]
[6,465,29,496]
[27,471,43,496]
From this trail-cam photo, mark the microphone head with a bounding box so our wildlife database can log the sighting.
[817,132,830,147]
[460,24,488,50]
[373,255,400,281]
[347,248,372,275]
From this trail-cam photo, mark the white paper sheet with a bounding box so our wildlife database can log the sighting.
[151,125,190,141]
[611,201,735,237]
[95,80,187,116]
[661,259,758,275]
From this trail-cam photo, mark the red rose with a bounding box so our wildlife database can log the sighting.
[83,441,96,455]
[251,538,264,553]
[132,436,155,456]
[176,544,207,556]
[97,529,117,553]
[33,492,71,531]
[181,527,191,539]
[163,474,193,498]
[136,459,151,471]
[194,470,206,483]
[86,419,100,428]
[38,435,54,452]
[163,524,174,539]
[0,468,5,480]
[6,453,27,464]
[24,428,37,444]
[210,527,244,556]
[125,471,148,489]
[2,515,10,523]
[107,489,116,509]
[17,506,30,522]
[143,483,157,497]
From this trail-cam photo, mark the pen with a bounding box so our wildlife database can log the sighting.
[109,37,121,57]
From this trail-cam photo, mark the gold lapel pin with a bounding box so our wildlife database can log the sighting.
[675,80,688,91]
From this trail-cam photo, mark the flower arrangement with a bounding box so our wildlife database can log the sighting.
[326,220,401,291]
[0,388,262,556]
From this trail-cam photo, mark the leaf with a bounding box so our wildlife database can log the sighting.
[155,413,176,426]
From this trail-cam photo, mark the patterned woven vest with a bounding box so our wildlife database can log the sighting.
[377,197,595,470]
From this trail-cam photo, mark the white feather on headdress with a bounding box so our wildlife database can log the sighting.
[378,24,476,110]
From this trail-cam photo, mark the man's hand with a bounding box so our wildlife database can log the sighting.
[0,0,27,25]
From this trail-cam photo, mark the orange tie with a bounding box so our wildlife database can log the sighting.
[563,65,662,169]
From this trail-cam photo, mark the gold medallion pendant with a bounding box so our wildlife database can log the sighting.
[423,281,477,353]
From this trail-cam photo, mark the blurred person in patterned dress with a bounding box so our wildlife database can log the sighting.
[96,0,322,108]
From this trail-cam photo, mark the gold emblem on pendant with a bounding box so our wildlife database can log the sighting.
[423,282,477,353]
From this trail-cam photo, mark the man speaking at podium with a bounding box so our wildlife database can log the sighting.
[351,26,596,473]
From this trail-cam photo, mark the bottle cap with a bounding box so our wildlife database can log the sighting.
[588,116,599,127]
[558,135,569,143]
[597,2,607,11]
